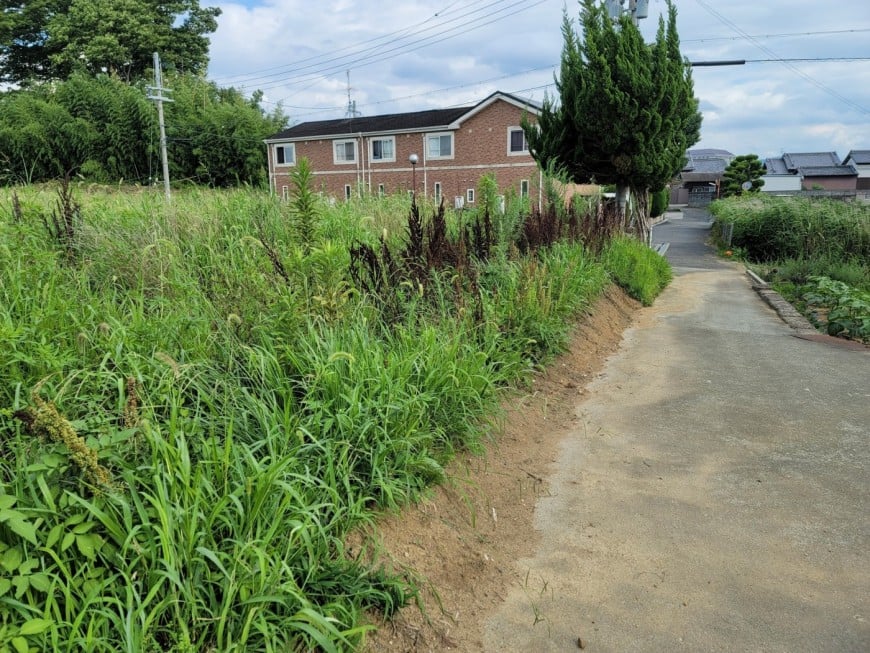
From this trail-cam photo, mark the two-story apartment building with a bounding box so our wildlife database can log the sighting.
[265,91,541,207]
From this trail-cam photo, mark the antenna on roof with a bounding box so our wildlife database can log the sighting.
[345,70,361,119]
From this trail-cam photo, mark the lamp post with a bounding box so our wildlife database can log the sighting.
[409,153,418,200]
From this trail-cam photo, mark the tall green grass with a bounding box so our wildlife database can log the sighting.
[710,195,870,269]
[709,195,869,340]
[602,235,672,306]
[0,183,627,651]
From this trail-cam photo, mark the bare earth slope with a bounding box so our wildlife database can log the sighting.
[360,285,640,652]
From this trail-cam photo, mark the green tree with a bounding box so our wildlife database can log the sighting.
[0,73,286,186]
[721,154,765,197]
[523,0,701,240]
[0,0,220,84]
[165,74,287,187]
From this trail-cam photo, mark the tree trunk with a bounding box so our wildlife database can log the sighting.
[628,187,651,244]
[616,184,630,232]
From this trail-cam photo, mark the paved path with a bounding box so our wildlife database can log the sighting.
[485,209,869,651]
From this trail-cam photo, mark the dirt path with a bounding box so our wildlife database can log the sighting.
[364,263,869,652]
[361,285,640,652]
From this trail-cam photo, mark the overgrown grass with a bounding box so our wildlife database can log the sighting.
[602,235,672,306]
[0,182,656,651]
[710,194,870,264]
[710,195,869,341]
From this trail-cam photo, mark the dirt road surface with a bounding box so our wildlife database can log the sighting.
[367,209,869,652]
[484,210,870,651]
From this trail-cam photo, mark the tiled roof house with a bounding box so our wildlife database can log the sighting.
[842,150,870,189]
[764,152,858,191]
[265,91,541,206]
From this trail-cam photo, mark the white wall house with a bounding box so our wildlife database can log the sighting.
[760,174,802,193]
[842,150,870,190]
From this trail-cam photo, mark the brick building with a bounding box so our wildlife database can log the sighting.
[265,91,541,207]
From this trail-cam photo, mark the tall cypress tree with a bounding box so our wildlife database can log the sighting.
[524,0,701,239]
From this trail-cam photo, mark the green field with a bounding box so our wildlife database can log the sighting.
[0,182,670,651]
[710,195,870,342]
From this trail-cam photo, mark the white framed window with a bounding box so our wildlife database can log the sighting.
[274,143,295,166]
[508,127,528,155]
[520,179,530,198]
[426,132,454,160]
[334,139,357,164]
[344,184,352,200]
[378,183,385,196]
[466,188,475,203]
[369,137,395,163]
[434,182,442,204]
[281,185,289,200]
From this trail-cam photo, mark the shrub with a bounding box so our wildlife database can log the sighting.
[650,187,669,218]
[602,235,672,305]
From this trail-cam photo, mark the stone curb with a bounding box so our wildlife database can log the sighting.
[745,269,816,334]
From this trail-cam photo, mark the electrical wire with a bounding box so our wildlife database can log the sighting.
[683,27,870,43]
[244,0,549,98]
[693,0,869,115]
[215,0,531,90]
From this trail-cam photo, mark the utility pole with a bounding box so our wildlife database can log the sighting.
[147,52,173,202]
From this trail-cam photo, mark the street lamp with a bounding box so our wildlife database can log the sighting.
[409,153,418,199]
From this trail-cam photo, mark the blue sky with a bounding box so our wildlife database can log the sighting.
[206,0,870,160]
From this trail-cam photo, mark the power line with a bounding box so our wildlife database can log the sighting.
[216,0,528,90]
[211,0,492,86]
[746,57,870,63]
[683,27,870,43]
[693,0,869,116]
[245,0,549,99]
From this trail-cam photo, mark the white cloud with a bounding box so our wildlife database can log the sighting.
[207,0,870,157]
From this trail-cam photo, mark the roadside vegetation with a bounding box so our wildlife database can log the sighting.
[710,195,870,342]
[0,179,670,651]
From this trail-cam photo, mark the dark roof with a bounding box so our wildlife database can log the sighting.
[686,148,733,159]
[764,157,790,174]
[270,106,470,140]
[681,153,730,182]
[843,150,870,165]
[782,151,840,170]
[684,158,728,174]
[267,91,539,141]
[800,165,857,177]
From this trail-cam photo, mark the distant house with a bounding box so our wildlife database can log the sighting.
[264,91,541,206]
[760,157,802,193]
[842,150,870,190]
[763,152,858,191]
[672,149,733,205]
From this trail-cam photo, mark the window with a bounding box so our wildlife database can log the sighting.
[426,132,453,159]
[281,185,289,201]
[434,182,442,204]
[378,183,385,196]
[520,179,529,198]
[370,137,395,162]
[344,184,352,200]
[466,188,475,203]
[274,143,295,166]
[508,127,528,155]
[334,139,357,164]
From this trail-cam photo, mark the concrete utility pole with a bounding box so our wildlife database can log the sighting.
[147,52,173,202]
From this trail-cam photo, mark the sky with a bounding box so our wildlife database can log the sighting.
[205,0,870,161]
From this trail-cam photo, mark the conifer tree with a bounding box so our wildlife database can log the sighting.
[721,154,765,197]
[523,0,701,239]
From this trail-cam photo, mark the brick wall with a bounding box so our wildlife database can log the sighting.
[269,98,542,204]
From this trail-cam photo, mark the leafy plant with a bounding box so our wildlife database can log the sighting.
[803,276,870,341]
